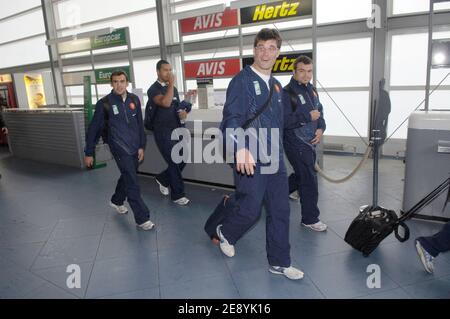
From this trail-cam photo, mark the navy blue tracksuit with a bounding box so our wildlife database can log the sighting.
[417,222,450,257]
[282,78,326,225]
[147,81,192,201]
[85,91,150,225]
[219,66,291,267]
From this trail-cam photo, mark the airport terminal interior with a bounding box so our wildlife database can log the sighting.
[1,0,450,299]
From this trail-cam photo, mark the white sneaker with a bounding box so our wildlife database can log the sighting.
[415,239,434,274]
[156,179,169,196]
[173,197,190,205]
[216,225,235,257]
[109,202,128,214]
[269,265,304,280]
[137,220,155,231]
[302,220,328,232]
[289,191,300,200]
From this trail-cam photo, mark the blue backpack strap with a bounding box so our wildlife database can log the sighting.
[100,97,110,141]
[284,84,298,113]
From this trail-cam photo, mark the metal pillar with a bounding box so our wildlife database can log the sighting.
[156,0,168,60]
[425,0,435,111]
[41,0,67,105]
[369,0,388,136]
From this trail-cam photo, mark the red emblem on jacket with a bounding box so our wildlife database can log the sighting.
[129,102,136,110]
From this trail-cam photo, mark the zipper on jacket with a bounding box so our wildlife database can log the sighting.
[122,98,130,125]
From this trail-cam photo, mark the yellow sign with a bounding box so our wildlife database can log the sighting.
[24,74,47,109]
[240,0,312,25]
[0,74,12,83]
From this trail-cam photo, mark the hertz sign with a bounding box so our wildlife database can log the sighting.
[242,52,313,74]
[240,0,312,25]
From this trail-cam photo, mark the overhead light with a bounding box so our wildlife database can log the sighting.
[170,4,226,21]
[432,39,450,68]
[46,27,115,45]
[433,52,446,65]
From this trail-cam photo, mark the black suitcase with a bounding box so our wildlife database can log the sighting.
[345,177,450,257]
[344,205,409,257]
[204,194,235,241]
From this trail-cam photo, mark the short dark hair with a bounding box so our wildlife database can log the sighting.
[110,70,129,83]
[294,55,313,70]
[156,59,170,71]
[254,28,282,49]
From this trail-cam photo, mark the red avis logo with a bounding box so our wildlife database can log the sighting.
[180,9,238,35]
[193,13,224,31]
[184,59,241,79]
[197,61,226,77]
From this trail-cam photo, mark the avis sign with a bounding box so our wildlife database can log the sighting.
[184,59,241,79]
[240,0,312,25]
[180,8,239,35]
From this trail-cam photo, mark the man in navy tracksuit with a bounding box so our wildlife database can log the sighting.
[146,60,194,206]
[84,70,154,230]
[282,55,327,232]
[214,29,304,280]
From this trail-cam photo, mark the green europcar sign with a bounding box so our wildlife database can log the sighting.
[91,28,127,49]
[95,66,131,84]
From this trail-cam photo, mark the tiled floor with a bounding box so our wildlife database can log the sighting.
[0,146,449,299]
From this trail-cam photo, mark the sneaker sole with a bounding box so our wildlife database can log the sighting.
[173,200,190,205]
[109,203,128,214]
[268,268,304,280]
[415,241,434,274]
[219,245,235,257]
[216,225,235,257]
[301,223,327,232]
[155,179,169,196]
[137,223,155,231]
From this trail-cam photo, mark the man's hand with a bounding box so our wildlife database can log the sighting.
[311,129,324,145]
[235,148,256,176]
[1,127,8,135]
[138,148,145,162]
[184,89,197,103]
[178,110,187,121]
[84,156,94,168]
[310,110,321,121]
[168,72,175,87]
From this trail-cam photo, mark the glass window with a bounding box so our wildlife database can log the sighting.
[54,0,156,29]
[319,91,370,137]
[133,58,160,94]
[0,35,49,68]
[390,31,450,86]
[0,10,45,44]
[387,90,425,139]
[182,30,239,42]
[185,49,239,61]
[392,0,450,15]
[172,0,226,13]
[0,0,41,20]
[317,0,372,24]
[317,37,371,87]
[242,20,311,35]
